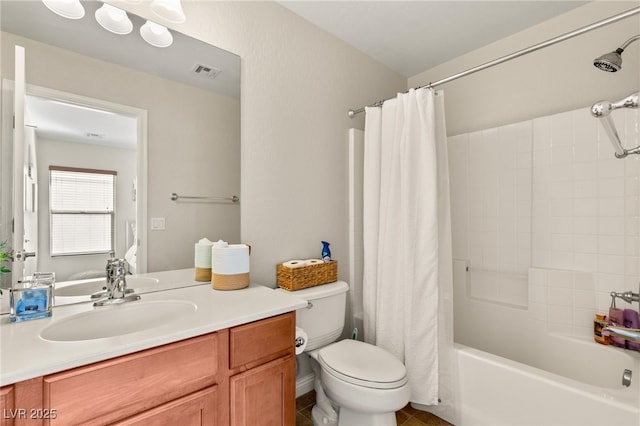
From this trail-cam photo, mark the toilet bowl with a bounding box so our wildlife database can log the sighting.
[278,281,410,426]
[313,339,410,426]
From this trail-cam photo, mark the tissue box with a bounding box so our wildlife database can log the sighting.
[10,273,54,323]
[276,261,337,291]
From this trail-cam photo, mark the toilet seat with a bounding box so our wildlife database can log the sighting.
[317,339,408,389]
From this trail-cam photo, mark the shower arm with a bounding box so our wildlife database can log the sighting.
[619,34,640,51]
[591,91,640,158]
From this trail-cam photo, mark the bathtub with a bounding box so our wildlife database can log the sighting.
[435,261,640,425]
[454,336,640,426]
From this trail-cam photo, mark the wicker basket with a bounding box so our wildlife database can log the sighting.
[276,261,337,291]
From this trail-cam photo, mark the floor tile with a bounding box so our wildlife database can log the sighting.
[295,391,453,426]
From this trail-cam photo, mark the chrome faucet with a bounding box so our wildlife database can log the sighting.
[107,258,128,298]
[94,258,140,306]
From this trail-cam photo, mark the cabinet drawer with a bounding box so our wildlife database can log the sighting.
[44,333,219,426]
[112,386,217,426]
[229,312,294,369]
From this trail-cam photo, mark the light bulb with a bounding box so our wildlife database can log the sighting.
[42,0,85,20]
[140,21,173,48]
[95,4,133,35]
[150,0,186,23]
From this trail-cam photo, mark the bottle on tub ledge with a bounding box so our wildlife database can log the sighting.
[609,295,627,348]
[594,313,610,345]
[594,292,640,352]
[623,309,640,351]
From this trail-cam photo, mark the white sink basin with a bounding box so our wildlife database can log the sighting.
[55,277,160,297]
[40,300,197,342]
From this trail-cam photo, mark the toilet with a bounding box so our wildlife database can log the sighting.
[281,281,410,426]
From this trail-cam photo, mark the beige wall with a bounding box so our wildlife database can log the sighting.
[113,1,407,286]
[1,31,241,273]
[409,1,640,136]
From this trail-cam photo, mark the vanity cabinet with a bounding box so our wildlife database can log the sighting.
[0,311,295,426]
[1,386,14,426]
[229,314,296,426]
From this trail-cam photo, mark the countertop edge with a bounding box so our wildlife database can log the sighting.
[0,303,304,386]
[1,277,309,387]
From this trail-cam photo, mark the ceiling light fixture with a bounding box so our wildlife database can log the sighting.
[140,21,173,48]
[95,4,133,35]
[150,0,186,24]
[41,0,180,49]
[42,0,85,20]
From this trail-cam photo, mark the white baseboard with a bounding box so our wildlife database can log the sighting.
[296,372,315,398]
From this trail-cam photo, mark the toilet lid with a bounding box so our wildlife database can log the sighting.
[318,340,408,389]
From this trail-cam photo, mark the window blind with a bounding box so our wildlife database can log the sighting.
[49,166,116,256]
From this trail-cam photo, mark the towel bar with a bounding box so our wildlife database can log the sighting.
[170,193,239,203]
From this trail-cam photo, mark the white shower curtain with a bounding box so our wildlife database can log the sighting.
[362,88,454,409]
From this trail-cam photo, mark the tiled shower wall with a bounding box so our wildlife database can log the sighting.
[448,104,640,336]
[448,121,533,307]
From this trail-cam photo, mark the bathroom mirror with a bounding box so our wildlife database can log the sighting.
[0,1,241,307]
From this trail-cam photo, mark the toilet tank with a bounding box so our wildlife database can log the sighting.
[280,281,349,351]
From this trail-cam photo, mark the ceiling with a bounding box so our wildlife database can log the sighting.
[278,1,588,77]
[26,96,138,150]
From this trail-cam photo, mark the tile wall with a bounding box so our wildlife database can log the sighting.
[448,104,640,337]
[449,121,533,276]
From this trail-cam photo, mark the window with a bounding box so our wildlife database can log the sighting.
[49,166,116,256]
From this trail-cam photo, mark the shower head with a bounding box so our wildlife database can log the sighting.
[593,34,640,72]
[593,49,623,72]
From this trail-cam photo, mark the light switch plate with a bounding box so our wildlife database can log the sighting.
[151,217,165,230]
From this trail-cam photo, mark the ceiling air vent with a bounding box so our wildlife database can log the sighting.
[86,132,106,139]
[191,64,221,79]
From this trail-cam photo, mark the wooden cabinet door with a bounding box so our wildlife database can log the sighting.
[230,356,295,426]
[0,386,15,426]
[111,386,217,426]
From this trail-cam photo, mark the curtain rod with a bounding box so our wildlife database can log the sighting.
[348,6,640,118]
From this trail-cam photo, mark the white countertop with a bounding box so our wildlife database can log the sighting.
[0,269,307,386]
